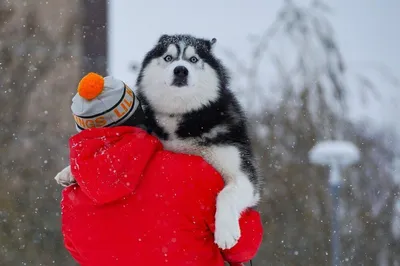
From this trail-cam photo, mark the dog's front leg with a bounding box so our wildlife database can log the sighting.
[201,145,257,249]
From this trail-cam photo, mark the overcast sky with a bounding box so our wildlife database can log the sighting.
[108,0,400,137]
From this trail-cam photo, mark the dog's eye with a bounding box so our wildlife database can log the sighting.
[189,56,198,63]
[164,55,173,62]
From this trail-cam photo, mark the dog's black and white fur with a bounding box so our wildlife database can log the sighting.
[136,34,260,249]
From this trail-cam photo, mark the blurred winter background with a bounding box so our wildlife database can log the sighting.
[1,0,400,265]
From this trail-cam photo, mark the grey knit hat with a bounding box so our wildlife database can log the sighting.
[71,72,140,132]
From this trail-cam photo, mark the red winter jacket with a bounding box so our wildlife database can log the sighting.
[61,126,263,266]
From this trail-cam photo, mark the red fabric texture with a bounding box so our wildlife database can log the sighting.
[61,126,263,266]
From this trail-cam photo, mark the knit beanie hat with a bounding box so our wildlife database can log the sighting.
[71,72,141,132]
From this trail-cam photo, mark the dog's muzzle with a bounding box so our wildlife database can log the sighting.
[172,66,188,87]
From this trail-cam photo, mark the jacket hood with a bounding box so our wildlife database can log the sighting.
[69,126,162,205]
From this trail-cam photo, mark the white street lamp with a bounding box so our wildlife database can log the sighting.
[309,140,360,266]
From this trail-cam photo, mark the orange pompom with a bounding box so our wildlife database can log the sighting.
[77,72,105,100]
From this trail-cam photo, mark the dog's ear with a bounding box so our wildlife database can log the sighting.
[206,38,217,51]
[157,34,169,43]
[210,38,217,47]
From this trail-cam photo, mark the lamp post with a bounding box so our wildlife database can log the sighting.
[309,140,360,266]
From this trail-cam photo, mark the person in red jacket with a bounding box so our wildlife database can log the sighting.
[57,73,263,266]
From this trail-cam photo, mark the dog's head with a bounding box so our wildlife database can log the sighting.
[136,34,229,114]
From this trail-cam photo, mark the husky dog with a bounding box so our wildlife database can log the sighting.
[136,34,260,249]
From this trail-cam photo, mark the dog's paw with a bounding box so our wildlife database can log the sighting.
[214,208,241,250]
[54,166,76,187]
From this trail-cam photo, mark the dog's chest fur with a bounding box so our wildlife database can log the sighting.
[145,90,248,154]
[154,113,206,155]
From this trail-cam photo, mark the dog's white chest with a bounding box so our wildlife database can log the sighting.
[156,114,179,138]
[155,113,200,155]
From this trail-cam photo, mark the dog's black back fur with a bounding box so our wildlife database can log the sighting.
[136,34,258,185]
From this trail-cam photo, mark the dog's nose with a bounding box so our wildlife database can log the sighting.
[174,66,188,77]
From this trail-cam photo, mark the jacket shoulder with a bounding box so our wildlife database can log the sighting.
[148,151,225,194]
